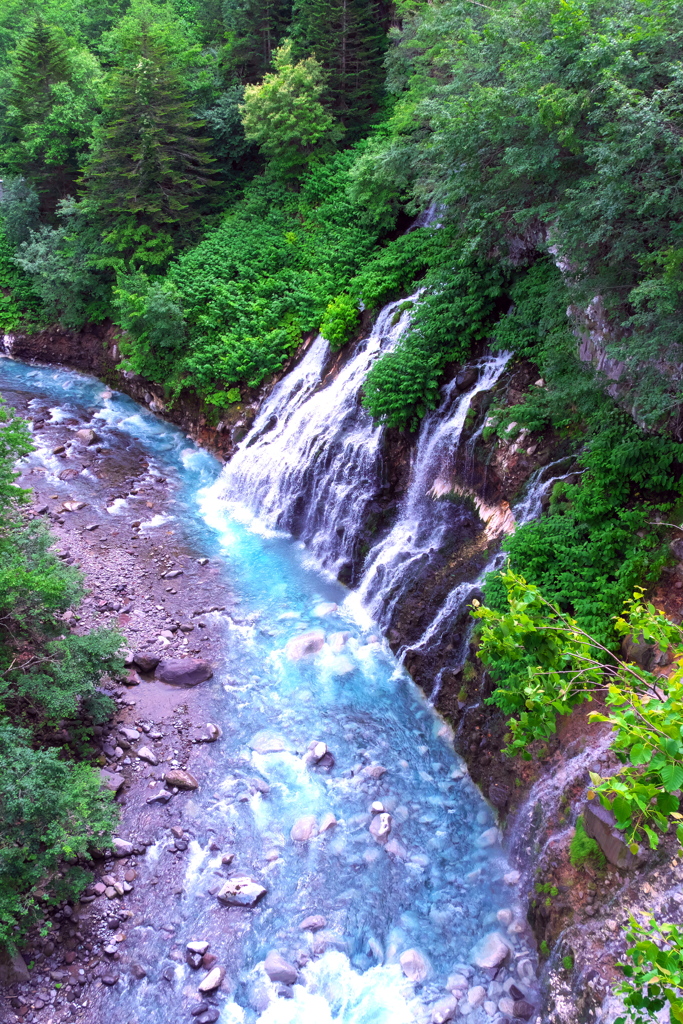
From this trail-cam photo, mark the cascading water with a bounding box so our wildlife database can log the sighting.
[0,354,538,1024]
[354,354,511,629]
[219,293,421,581]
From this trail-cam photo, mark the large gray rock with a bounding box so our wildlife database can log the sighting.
[100,769,125,793]
[112,838,134,857]
[155,657,213,687]
[470,932,511,970]
[583,799,645,869]
[264,951,298,984]
[217,877,267,907]
[132,652,160,672]
[136,746,159,765]
[75,427,99,445]
[198,967,224,992]
[431,995,458,1023]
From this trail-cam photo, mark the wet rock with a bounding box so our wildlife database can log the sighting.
[385,837,408,860]
[198,966,224,992]
[249,731,287,753]
[285,630,325,660]
[328,631,351,652]
[197,1011,220,1024]
[316,751,335,770]
[471,933,511,971]
[119,727,140,742]
[468,985,486,1007]
[319,812,337,832]
[186,951,204,969]
[503,870,520,885]
[291,815,318,842]
[155,656,213,687]
[75,428,99,445]
[147,789,172,804]
[130,964,147,979]
[431,995,458,1023]
[300,915,326,931]
[112,838,134,857]
[399,948,431,983]
[489,783,510,809]
[264,951,298,985]
[517,958,535,983]
[100,769,125,793]
[446,973,469,994]
[194,722,220,743]
[190,1005,210,1018]
[137,746,159,765]
[59,468,79,481]
[216,877,267,907]
[101,973,119,985]
[187,941,210,956]
[276,984,294,999]
[369,812,391,840]
[164,769,198,790]
[477,827,501,848]
[202,953,217,969]
[583,798,645,869]
[132,652,160,672]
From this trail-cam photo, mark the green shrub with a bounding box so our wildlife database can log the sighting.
[320,292,360,349]
[569,816,605,869]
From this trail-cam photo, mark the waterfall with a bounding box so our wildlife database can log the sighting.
[220,293,420,580]
[354,353,512,628]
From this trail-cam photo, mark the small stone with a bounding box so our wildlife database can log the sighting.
[124,869,136,882]
[99,768,124,793]
[101,973,119,986]
[197,1011,220,1024]
[75,428,99,445]
[299,915,326,931]
[119,727,140,742]
[468,986,486,1008]
[496,909,512,927]
[319,812,337,832]
[52,445,66,454]
[190,1005,210,1018]
[290,815,318,842]
[164,769,198,790]
[399,948,431,983]
[198,967,224,993]
[187,942,210,956]
[517,958,535,983]
[447,973,468,994]
[503,870,520,885]
[369,813,391,840]
[264,951,298,985]
[385,837,408,860]
[216,877,267,907]
[477,827,501,848]
[137,746,159,765]
[130,964,147,980]
[513,999,535,1020]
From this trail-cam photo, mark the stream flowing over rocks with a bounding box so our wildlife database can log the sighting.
[0,337,541,1024]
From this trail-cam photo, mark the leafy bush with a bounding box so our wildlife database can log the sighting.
[616,916,683,1024]
[320,292,360,349]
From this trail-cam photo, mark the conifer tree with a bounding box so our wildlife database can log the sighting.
[222,0,294,82]
[82,30,214,271]
[2,19,98,207]
[291,0,388,137]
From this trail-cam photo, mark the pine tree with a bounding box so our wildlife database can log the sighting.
[9,19,71,124]
[222,0,294,82]
[290,0,389,138]
[82,30,214,271]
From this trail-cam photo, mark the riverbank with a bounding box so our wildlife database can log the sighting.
[0,373,237,1024]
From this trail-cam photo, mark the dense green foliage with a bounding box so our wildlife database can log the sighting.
[0,398,121,949]
[474,572,683,1021]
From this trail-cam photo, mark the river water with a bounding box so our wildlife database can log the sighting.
[0,354,534,1024]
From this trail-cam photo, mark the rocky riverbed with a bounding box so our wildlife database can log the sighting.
[0,374,240,1024]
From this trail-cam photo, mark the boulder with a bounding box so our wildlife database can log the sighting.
[476,827,501,848]
[132,652,160,672]
[264,951,298,985]
[164,769,198,791]
[489,783,510,809]
[285,630,325,660]
[318,812,337,832]
[216,877,267,907]
[299,915,326,932]
[155,657,213,687]
[75,428,99,445]
[119,727,140,742]
[100,769,125,794]
[291,815,318,842]
[187,941,210,956]
[470,932,511,971]
[468,985,486,1007]
[513,999,535,1020]
[198,967,224,993]
[0,951,29,985]
[431,995,458,1023]
[583,799,645,869]
[112,838,134,857]
[399,948,431,983]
